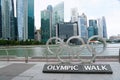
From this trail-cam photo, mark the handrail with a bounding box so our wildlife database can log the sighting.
[25,52,28,63]
[0,46,120,63]
[119,48,120,63]
[0,46,120,50]
[5,49,9,61]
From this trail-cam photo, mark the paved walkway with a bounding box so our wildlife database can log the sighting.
[0,61,120,80]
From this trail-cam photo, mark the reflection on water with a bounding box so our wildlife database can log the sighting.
[0,43,120,57]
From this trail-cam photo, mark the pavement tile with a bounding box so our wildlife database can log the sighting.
[12,76,32,80]
[0,75,13,80]
[1,62,120,80]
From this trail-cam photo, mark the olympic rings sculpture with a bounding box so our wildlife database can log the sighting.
[46,35,106,64]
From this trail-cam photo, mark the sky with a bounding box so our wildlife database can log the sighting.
[34,0,120,37]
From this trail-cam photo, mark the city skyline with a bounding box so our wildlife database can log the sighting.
[35,0,120,37]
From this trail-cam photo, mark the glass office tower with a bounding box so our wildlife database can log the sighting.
[78,13,88,39]
[88,20,98,38]
[28,0,34,39]
[97,18,103,38]
[41,10,51,43]
[47,5,53,38]
[16,0,28,41]
[1,0,15,40]
[52,2,64,37]
[88,26,94,38]
[41,5,53,43]
[17,0,34,41]
[97,16,107,39]
[71,8,78,22]
[102,16,107,39]
[0,0,2,38]
[10,0,15,40]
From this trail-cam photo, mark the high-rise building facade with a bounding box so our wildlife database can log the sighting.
[52,2,64,37]
[28,0,34,39]
[97,18,103,37]
[71,8,78,22]
[78,13,88,39]
[16,0,27,41]
[57,22,78,41]
[14,17,18,40]
[2,0,10,39]
[10,0,15,40]
[0,0,2,38]
[102,16,107,39]
[16,0,34,41]
[1,0,15,40]
[97,16,107,39]
[41,10,51,43]
[88,20,98,38]
[88,26,94,38]
[41,5,53,43]
[47,5,53,38]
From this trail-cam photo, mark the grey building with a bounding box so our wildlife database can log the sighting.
[57,22,78,42]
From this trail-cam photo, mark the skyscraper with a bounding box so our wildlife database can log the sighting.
[16,0,27,41]
[47,5,53,38]
[102,16,107,39]
[52,2,64,37]
[78,13,88,39]
[41,10,51,43]
[0,0,2,38]
[97,16,107,39]
[41,5,53,43]
[71,8,78,22]
[88,20,98,38]
[88,26,94,38]
[1,0,15,40]
[97,18,103,37]
[28,0,34,39]
[10,0,15,40]
[16,0,34,41]
[14,17,18,40]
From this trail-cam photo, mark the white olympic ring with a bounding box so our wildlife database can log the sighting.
[46,35,106,63]
[46,37,64,55]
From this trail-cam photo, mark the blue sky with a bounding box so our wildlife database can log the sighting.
[35,0,120,37]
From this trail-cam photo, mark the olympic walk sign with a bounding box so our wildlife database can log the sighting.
[43,64,112,74]
[43,35,113,74]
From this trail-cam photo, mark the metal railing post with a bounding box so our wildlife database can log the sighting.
[92,48,96,63]
[6,49,9,62]
[119,48,120,63]
[25,51,28,63]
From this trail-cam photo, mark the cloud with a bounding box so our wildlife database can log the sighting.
[106,11,120,37]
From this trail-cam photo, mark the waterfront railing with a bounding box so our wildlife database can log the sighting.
[0,46,120,63]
